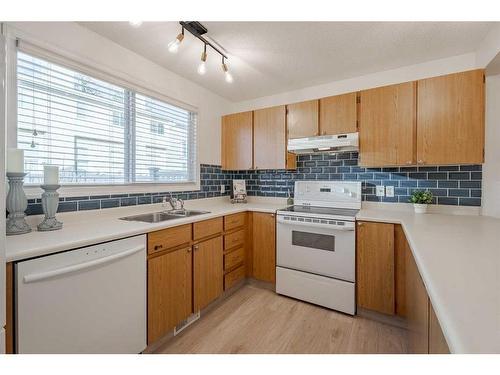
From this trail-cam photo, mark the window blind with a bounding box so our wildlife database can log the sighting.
[17,51,198,185]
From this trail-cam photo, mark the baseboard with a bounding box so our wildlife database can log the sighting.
[356,308,407,330]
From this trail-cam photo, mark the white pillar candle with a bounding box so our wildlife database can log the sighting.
[7,148,24,173]
[44,165,59,185]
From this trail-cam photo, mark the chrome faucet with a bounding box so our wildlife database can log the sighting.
[167,192,184,211]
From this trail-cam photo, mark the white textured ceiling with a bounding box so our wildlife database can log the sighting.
[80,22,495,102]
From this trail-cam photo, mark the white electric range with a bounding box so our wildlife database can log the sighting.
[276,180,361,315]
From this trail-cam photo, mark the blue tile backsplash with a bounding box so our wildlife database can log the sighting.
[24,153,482,215]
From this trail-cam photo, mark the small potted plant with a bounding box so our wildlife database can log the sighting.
[409,190,433,214]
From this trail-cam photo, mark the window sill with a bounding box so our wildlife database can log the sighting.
[23,181,201,199]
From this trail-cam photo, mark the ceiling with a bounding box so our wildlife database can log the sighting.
[81,22,495,102]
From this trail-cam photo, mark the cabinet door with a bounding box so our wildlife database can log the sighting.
[359,82,416,167]
[417,69,484,165]
[194,236,223,311]
[252,212,276,283]
[406,246,429,354]
[429,303,450,354]
[221,111,253,170]
[394,225,408,317]
[147,247,192,344]
[319,92,357,135]
[287,100,319,139]
[356,221,395,315]
[253,105,287,170]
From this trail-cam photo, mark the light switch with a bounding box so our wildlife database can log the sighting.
[376,185,385,197]
[220,184,225,193]
[386,186,395,197]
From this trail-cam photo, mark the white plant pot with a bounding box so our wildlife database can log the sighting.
[413,203,428,214]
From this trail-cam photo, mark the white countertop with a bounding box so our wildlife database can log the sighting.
[357,206,500,354]
[6,196,286,263]
[6,197,499,353]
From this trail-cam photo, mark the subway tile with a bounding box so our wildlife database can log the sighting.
[438,180,459,188]
[438,165,459,171]
[448,189,470,197]
[459,198,481,206]
[449,172,470,180]
[438,197,458,206]
[427,172,448,180]
[78,200,100,211]
[58,201,78,213]
[101,199,120,209]
[460,180,481,188]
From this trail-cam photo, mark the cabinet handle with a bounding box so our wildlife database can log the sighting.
[187,248,192,253]
[406,161,412,165]
[271,214,275,218]
[194,245,199,251]
[418,160,424,165]
[154,244,163,251]
[357,222,363,226]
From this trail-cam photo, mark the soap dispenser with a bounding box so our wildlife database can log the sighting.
[287,189,294,206]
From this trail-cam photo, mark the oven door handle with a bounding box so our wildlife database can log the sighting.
[277,216,355,231]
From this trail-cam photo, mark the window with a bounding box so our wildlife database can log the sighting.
[17,51,197,185]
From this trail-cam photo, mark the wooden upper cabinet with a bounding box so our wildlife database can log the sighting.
[252,212,276,283]
[319,92,357,135]
[147,246,192,344]
[253,105,293,170]
[417,69,485,165]
[221,111,253,170]
[286,100,319,139]
[356,221,395,315]
[359,82,416,167]
[193,236,223,311]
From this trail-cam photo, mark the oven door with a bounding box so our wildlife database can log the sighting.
[276,214,355,282]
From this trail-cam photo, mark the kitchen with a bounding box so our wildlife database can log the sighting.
[1,2,500,372]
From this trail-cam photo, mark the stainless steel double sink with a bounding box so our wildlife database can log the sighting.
[120,209,210,223]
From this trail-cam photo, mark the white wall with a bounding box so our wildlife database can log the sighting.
[6,22,231,166]
[482,74,500,218]
[230,52,478,113]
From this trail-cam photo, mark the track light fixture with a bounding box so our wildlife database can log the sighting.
[168,27,185,54]
[168,22,233,83]
[222,56,233,83]
[197,44,207,75]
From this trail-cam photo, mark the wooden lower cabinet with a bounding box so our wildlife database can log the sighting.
[394,225,408,317]
[406,242,430,354]
[251,212,276,283]
[429,303,450,354]
[147,246,192,345]
[356,221,395,315]
[194,236,224,311]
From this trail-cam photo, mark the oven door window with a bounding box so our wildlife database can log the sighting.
[291,230,335,251]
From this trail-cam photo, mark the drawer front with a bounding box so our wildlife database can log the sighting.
[148,224,192,254]
[193,217,223,241]
[224,247,245,271]
[224,265,246,290]
[224,212,246,231]
[224,229,245,251]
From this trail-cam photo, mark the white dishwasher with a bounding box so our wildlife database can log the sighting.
[15,235,147,354]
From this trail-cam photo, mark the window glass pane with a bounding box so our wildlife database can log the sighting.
[17,51,197,185]
[134,93,196,183]
[17,52,127,184]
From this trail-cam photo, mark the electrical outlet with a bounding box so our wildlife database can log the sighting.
[376,185,385,197]
[220,184,225,194]
[385,186,395,198]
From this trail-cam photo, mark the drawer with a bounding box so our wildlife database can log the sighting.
[224,229,245,251]
[224,212,246,231]
[224,247,245,271]
[193,217,223,241]
[148,224,192,254]
[224,265,246,290]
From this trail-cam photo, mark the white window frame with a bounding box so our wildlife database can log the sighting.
[5,32,200,199]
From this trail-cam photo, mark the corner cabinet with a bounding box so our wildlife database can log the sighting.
[253,105,296,170]
[221,111,253,170]
[359,82,416,167]
[417,69,485,165]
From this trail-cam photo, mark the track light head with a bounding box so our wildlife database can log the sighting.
[197,45,208,75]
[129,21,143,27]
[222,57,233,83]
[168,28,185,53]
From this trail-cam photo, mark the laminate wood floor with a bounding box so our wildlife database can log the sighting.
[154,284,408,354]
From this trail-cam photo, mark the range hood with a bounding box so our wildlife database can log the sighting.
[287,132,359,154]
